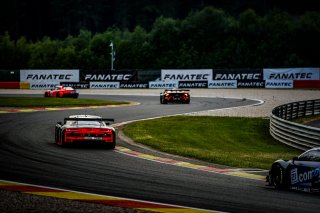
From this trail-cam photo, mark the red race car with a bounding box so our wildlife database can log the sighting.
[160,89,190,104]
[55,115,116,149]
[44,86,79,98]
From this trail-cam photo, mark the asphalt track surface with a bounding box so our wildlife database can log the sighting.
[1,94,320,213]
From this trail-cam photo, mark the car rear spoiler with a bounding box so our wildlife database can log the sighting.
[64,117,114,124]
[165,89,190,92]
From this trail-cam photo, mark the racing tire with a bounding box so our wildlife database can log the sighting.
[57,130,66,147]
[272,164,286,189]
[109,141,116,149]
[110,131,116,149]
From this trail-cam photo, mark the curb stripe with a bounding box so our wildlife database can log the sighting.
[0,180,220,213]
[115,146,266,181]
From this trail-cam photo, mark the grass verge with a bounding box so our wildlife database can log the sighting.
[291,114,320,124]
[0,97,129,107]
[123,116,300,169]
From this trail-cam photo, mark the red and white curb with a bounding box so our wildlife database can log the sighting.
[0,180,222,213]
[115,146,266,181]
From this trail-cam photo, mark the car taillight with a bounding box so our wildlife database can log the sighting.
[103,129,113,133]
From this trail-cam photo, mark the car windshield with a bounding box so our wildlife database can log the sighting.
[66,121,106,127]
[54,86,62,90]
[298,150,320,162]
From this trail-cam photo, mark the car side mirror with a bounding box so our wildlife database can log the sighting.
[293,157,298,163]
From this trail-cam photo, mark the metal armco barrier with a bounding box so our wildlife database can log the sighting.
[270,99,320,150]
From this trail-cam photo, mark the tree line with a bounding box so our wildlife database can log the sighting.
[1,7,320,70]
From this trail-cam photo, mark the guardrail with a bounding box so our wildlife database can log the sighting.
[270,99,320,151]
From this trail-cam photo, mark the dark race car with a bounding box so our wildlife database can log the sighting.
[55,115,116,149]
[44,85,79,98]
[267,147,320,193]
[160,89,190,104]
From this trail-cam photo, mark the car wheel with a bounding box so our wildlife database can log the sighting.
[109,141,116,149]
[272,164,286,189]
[57,130,66,147]
[111,132,116,149]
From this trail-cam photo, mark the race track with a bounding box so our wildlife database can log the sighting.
[0,93,319,213]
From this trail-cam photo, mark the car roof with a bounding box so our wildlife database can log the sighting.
[306,147,320,152]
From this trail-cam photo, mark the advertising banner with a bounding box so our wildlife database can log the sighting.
[20,70,79,83]
[149,81,178,89]
[120,83,149,89]
[212,69,263,80]
[90,82,120,89]
[208,80,237,88]
[237,80,265,88]
[61,82,90,89]
[265,80,293,89]
[264,68,320,80]
[161,69,212,81]
[178,81,208,88]
[30,82,58,90]
[81,70,137,82]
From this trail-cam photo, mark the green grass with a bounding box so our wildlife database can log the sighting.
[291,114,320,124]
[123,116,300,169]
[0,97,129,107]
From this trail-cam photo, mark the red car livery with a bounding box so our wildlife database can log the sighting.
[44,86,79,98]
[160,89,190,104]
[55,115,116,149]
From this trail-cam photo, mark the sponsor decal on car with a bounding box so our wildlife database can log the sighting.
[290,167,320,185]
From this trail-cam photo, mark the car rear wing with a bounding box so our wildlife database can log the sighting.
[64,117,115,125]
[165,89,190,92]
